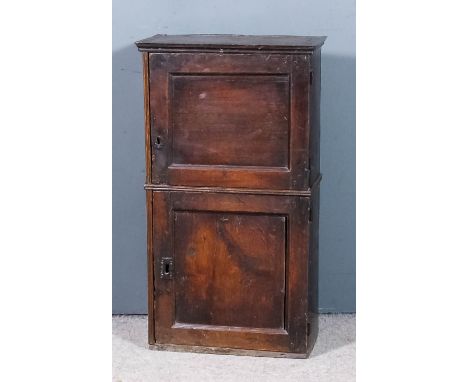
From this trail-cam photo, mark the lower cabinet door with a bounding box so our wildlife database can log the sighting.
[150,191,310,354]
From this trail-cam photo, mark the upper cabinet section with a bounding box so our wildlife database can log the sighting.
[137,35,325,190]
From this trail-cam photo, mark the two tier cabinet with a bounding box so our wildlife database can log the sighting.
[135,34,326,358]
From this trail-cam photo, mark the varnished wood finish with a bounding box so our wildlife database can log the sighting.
[143,52,155,345]
[136,34,325,357]
[136,34,326,52]
[149,343,311,359]
[144,183,316,196]
[146,190,155,345]
[142,52,151,184]
[308,187,320,352]
[174,211,286,329]
[153,191,310,353]
[148,52,311,190]
[309,48,322,186]
[171,74,289,167]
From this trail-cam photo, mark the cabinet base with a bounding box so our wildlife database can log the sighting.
[148,343,312,359]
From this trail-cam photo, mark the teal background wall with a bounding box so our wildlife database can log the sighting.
[113,0,355,313]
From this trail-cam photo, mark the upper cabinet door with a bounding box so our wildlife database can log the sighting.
[148,52,310,190]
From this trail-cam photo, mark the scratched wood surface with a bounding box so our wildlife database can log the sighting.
[136,34,324,357]
[135,34,326,52]
[174,211,286,329]
[148,52,310,190]
[151,191,313,354]
[171,74,290,168]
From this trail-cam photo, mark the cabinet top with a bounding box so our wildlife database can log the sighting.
[135,34,326,52]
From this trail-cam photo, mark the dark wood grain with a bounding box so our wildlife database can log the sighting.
[309,48,322,185]
[136,34,326,52]
[138,34,324,357]
[149,343,311,358]
[307,187,320,352]
[142,52,151,184]
[143,52,155,344]
[171,74,289,167]
[152,191,309,353]
[174,211,286,329]
[146,190,155,344]
[152,191,172,336]
[149,52,310,190]
[144,183,313,196]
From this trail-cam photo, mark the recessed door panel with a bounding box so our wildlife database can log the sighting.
[171,74,289,168]
[174,211,286,329]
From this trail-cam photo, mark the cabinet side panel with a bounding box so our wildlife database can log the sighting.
[146,190,155,344]
[306,49,321,351]
[143,52,152,184]
[307,186,320,350]
[144,52,155,344]
[309,48,321,182]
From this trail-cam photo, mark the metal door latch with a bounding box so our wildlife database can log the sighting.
[160,257,174,279]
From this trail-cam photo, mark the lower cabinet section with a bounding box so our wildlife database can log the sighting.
[147,190,318,357]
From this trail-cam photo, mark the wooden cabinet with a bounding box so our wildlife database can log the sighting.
[136,34,325,357]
